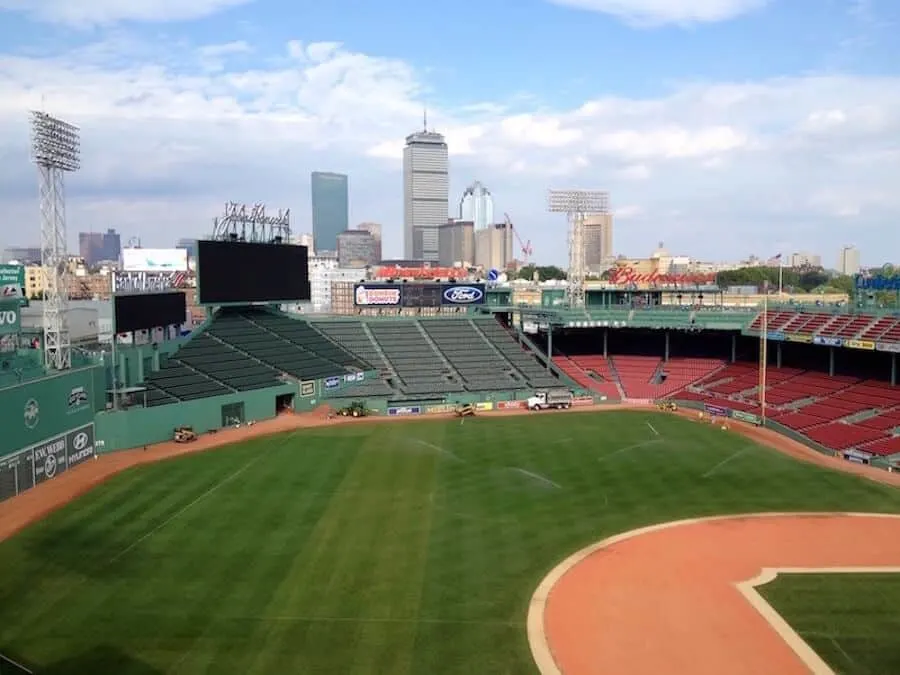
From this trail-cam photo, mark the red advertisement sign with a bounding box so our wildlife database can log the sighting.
[497,400,526,410]
[607,266,717,286]
[572,397,594,406]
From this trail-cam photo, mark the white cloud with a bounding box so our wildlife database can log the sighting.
[0,0,253,25]
[0,36,898,266]
[546,0,769,25]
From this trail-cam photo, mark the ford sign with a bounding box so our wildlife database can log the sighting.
[442,285,484,305]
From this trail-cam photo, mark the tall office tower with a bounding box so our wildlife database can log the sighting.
[474,222,514,271]
[78,228,121,266]
[311,172,349,253]
[838,245,860,276]
[583,214,614,270]
[458,181,494,231]
[438,220,475,267]
[356,222,383,262]
[403,116,449,261]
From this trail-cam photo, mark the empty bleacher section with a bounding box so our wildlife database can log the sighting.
[553,355,620,400]
[366,322,465,397]
[142,358,234,404]
[311,321,396,398]
[474,320,559,388]
[747,308,900,344]
[206,308,364,380]
[140,307,364,406]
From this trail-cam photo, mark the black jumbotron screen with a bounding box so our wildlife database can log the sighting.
[114,291,186,334]
[197,240,311,304]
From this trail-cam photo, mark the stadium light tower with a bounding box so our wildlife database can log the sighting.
[547,189,610,307]
[31,111,80,371]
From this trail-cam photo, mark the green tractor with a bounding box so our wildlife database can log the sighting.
[338,401,369,418]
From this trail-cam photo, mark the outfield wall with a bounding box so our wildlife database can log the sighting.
[0,366,104,459]
[95,381,303,451]
[0,367,104,503]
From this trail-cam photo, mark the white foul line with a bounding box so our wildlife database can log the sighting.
[646,422,659,436]
[110,453,263,563]
[703,449,746,478]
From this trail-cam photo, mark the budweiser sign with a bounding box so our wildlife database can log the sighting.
[607,266,717,286]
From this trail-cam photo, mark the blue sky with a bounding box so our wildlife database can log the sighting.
[0,0,898,267]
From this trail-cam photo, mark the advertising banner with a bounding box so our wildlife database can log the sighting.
[572,396,595,406]
[704,404,728,416]
[0,304,20,336]
[497,400,526,410]
[425,404,455,414]
[388,406,421,416]
[354,284,402,306]
[765,332,785,342]
[785,334,812,343]
[65,424,95,468]
[324,376,340,389]
[812,335,843,347]
[0,264,26,306]
[440,283,485,306]
[474,402,494,411]
[731,410,760,425]
[0,449,35,503]
[122,248,188,273]
[300,381,315,397]
[876,342,900,353]
[32,434,68,485]
[844,339,875,351]
[855,264,900,291]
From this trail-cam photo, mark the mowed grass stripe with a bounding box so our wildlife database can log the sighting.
[243,424,440,675]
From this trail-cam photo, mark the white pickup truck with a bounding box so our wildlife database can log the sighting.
[527,388,573,410]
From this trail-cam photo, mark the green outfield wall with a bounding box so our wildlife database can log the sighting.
[95,381,303,451]
[0,366,103,459]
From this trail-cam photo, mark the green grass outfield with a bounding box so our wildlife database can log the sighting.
[760,573,900,675]
[1,410,899,674]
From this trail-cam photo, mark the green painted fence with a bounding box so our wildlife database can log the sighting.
[0,366,104,458]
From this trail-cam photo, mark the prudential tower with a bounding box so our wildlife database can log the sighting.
[403,112,449,262]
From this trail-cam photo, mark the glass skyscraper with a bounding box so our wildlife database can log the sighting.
[459,181,494,231]
[311,172,349,253]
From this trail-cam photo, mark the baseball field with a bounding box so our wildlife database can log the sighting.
[1,409,899,674]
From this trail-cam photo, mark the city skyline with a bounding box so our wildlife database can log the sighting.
[0,1,897,265]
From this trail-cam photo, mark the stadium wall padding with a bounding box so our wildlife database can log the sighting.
[95,382,300,451]
[0,366,104,458]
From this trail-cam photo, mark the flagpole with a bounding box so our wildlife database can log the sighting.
[759,280,768,423]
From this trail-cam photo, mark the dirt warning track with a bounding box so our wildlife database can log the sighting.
[528,512,900,675]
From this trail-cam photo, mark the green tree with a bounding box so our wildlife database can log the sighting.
[516,265,567,281]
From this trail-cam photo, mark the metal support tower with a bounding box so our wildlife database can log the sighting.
[30,111,80,371]
[212,202,292,243]
[547,189,609,307]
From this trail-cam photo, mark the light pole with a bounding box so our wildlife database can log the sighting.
[547,189,610,307]
[31,111,81,371]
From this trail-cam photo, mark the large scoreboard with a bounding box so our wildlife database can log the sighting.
[401,284,442,307]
